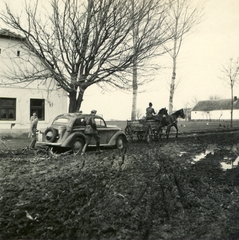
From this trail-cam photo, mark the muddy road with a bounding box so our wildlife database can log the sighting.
[0,132,239,239]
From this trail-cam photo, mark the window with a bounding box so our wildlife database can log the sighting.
[95,118,106,127]
[17,50,20,56]
[30,99,45,120]
[53,117,69,126]
[73,117,86,127]
[0,98,16,120]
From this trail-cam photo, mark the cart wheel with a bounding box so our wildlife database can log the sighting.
[153,130,159,141]
[157,126,163,139]
[125,126,133,141]
[146,127,152,143]
[137,132,144,140]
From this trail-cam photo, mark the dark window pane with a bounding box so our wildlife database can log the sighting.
[30,99,45,120]
[9,109,15,119]
[31,99,44,106]
[0,109,7,119]
[0,99,15,107]
[0,98,16,120]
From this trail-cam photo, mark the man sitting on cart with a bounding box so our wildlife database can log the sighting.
[146,102,156,120]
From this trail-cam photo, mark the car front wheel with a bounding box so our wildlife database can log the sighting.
[71,138,84,154]
[116,136,126,149]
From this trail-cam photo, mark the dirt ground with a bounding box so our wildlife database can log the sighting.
[0,132,239,239]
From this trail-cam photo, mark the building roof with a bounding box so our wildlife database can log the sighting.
[0,29,25,40]
[191,98,239,111]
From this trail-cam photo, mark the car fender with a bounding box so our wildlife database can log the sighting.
[61,132,86,147]
[108,130,127,146]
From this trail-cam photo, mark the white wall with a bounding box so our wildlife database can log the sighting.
[0,87,67,130]
[191,109,239,120]
[0,35,68,130]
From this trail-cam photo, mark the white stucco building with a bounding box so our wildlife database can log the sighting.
[0,29,68,130]
[191,97,239,121]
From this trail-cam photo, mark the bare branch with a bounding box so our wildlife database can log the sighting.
[0,0,174,112]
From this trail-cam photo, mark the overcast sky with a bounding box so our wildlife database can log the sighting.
[81,0,239,120]
[1,0,239,120]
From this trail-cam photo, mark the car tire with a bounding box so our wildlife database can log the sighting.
[71,138,84,154]
[45,127,58,142]
[116,135,126,150]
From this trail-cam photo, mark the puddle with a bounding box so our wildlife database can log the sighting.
[191,144,239,170]
[192,144,217,162]
[192,152,208,162]
[220,162,233,170]
[221,156,239,171]
[234,156,239,166]
[178,151,187,157]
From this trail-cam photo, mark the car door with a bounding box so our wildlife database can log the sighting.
[72,117,85,133]
[94,117,116,145]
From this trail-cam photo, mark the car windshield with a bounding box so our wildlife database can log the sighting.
[53,117,69,126]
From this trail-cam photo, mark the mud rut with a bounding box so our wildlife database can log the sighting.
[0,132,239,239]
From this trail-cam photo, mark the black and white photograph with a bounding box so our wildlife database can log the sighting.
[0,0,239,239]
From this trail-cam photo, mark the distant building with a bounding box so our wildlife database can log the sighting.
[0,29,67,129]
[191,97,239,120]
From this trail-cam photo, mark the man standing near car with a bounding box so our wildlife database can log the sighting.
[81,110,101,155]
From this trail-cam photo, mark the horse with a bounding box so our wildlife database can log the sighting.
[154,107,168,121]
[159,108,185,139]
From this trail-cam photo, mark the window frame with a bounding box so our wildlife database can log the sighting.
[30,99,45,121]
[0,97,16,121]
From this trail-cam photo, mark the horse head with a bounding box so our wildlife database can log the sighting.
[154,108,168,121]
[158,107,168,116]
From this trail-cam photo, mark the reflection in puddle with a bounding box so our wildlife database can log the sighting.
[221,156,239,171]
[191,143,239,170]
[178,151,187,157]
[192,152,207,162]
[221,162,233,170]
[192,144,217,162]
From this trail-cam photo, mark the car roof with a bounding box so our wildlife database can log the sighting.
[56,113,102,119]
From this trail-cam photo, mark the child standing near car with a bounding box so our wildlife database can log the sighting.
[29,112,38,149]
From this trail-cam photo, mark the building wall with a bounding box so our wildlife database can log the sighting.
[0,87,67,130]
[0,34,68,130]
[191,109,239,120]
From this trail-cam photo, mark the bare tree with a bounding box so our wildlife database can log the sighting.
[208,95,221,100]
[0,0,173,113]
[135,108,144,120]
[163,0,203,113]
[191,96,198,108]
[221,58,239,127]
[183,101,191,120]
[131,0,139,120]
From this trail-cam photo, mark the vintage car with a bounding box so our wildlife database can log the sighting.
[38,112,127,153]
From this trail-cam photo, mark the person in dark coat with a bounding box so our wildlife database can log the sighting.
[81,110,101,155]
[146,102,156,120]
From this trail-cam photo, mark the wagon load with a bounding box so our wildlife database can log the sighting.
[125,108,168,142]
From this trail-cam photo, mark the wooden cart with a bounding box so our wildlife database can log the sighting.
[125,119,161,142]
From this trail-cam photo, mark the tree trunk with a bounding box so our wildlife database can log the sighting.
[230,83,233,128]
[68,88,84,113]
[169,57,176,114]
[131,0,138,121]
[131,67,138,120]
